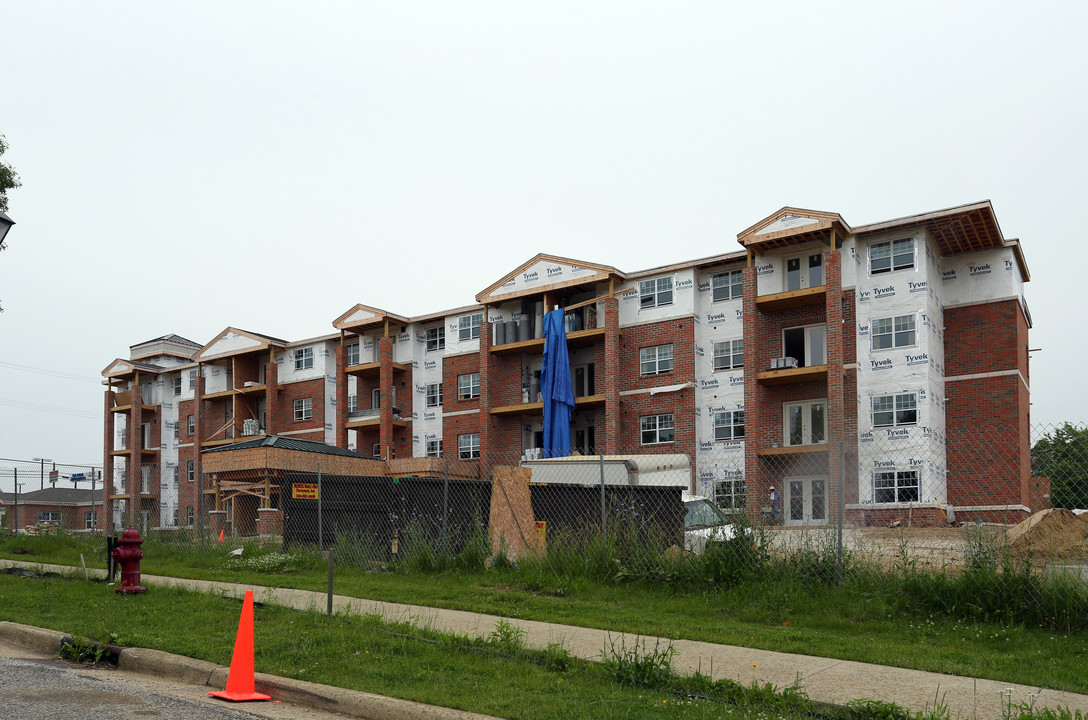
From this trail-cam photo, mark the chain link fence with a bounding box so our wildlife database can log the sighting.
[2,424,1086,605]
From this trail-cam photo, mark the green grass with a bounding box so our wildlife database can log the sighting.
[0,571,948,720]
[2,531,1087,695]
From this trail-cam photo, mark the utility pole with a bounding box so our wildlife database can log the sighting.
[33,457,52,490]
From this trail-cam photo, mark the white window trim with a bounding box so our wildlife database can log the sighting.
[346,343,360,366]
[640,413,675,445]
[869,236,916,275]
[426,325,446,352]
[711,269,743,302]
[872,392,918,429]
[713,339,744,371]
[294,397,313,421]
[639,276,674,309]
[426,439,443,458]
[457,373,480,400]
[871,313,917,351]
[294,347,314,371]
[426,383,443,407]
[783,399,827,447]
[639,344,674,376]
[873,470,920,504]
[458,433,480,459]
[458,313,483,342]
[714,410,745,441]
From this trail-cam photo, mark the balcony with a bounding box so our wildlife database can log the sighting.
[345,407,410,429]
[345,360,411,378]
[490,326,607,355]
[758,443,829,457]
[490,394,606,416]
[756,364,828,386]
[755,285,826,312]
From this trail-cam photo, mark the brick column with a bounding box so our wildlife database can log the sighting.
[103,389,116,533]
[335,343,348,448]
[825,248,845,522]
[265,359,279,436]
[127,385,144,528]
[257,507,282,546]
[478,320,496,472]
[194,372,207,524]
[601,298,620,454]
[379,336,394,458]
[742,264,766,524]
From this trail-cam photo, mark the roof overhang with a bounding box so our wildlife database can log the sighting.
[333,305,411,335]
[476,253,623,305]
[193,327,287,363]
[738,208,852,252]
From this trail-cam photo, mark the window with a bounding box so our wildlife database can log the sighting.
[786,252,824,291]
[711,269,743,302]
[347,394,357,413]
[458,313,482,341]
[572,364,595,398]
[640,344,673,375]
[294,397,313,421]
[188,415,195,435]
[640,414,675,445]
[140,466,151,494]
[38,512,60,524]
[426,383,443,407]
[870,238,915,274]
[173,423,179,444]
[186,506,194,527]
[458,373,480,400]
[294,347,314,371]
[871,314,916,350]
[715,478,745,512]
[639,277,673,309]
[713,340,744,370]
[874,470,920,503]
[784,400,826,446]
[426,439,443,457]
[426,325,445,352]
[783,324,826,367]
[85,511,97,529]
[714,410,745,441]
[172,507,179,526]
[187,461,194,483]
[189,369,197,390]
[873,392,918,428]
[458,433,480,459]
[173,377,182,396]
[346,343,360,366]
[173,464,179,485]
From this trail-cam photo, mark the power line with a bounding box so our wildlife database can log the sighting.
[0,360,101,383]
[0,397,100,419]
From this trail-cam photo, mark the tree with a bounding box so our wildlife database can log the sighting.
[0,133,20,216]
[1031,423,1088,510]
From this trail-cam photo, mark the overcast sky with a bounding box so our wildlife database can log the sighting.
[1,1,1085,488]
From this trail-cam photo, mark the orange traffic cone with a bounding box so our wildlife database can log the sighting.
[209,590,271,702]
[219,529,225,542]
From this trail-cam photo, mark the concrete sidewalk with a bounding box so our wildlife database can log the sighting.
[3,559,1086,718]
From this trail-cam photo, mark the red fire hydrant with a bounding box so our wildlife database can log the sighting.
[112,528,147,595]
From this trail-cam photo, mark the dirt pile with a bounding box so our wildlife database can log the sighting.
[1007,508,1088,562]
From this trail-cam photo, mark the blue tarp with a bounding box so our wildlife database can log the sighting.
[540,309,575,458]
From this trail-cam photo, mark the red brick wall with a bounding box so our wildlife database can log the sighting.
[618,318,695,393]
[945,299,1030,510]
[271,378,326,433]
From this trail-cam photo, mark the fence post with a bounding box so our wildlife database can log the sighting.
[837,440,845,581]
[443,459,450,557]
[599,454,606,565]
[198,469,205,553]
[327,547,335,616]
[318,462,324,552]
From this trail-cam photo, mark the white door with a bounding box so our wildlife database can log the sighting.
[785,476,828,526]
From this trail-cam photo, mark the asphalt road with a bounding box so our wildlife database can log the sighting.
[0,639,354,720]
